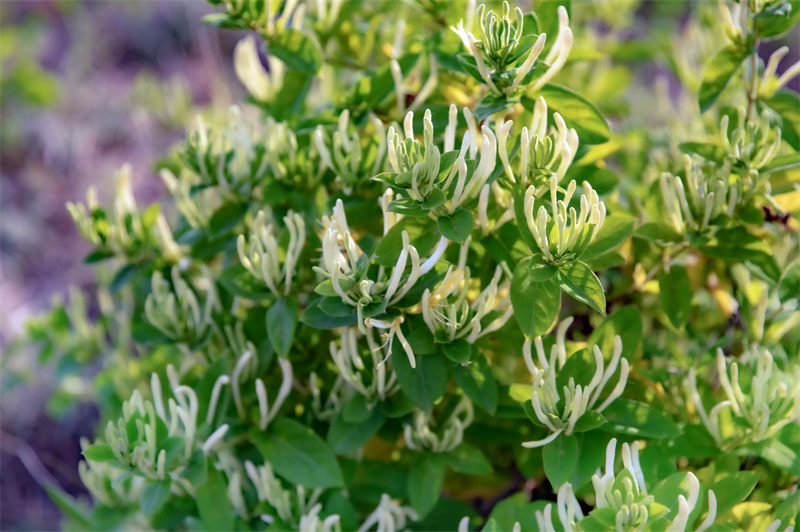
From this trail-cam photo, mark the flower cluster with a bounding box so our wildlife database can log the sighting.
[521,319,629,447]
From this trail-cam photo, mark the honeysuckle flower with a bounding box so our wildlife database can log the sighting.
[450,2,571,96]
[420,264,513,343]
[521,320,629,447]
[688,348,800,448]
[314,110,386,185]
[234,35,284,103]
[660,156,739,235]
[534,483,584,532]
[591,439,717,532]
[356,494,418,532]
[238,209,306,297]
[365,315,416,368]
[244,460,327,527]
[719,108,783,175]
[497,97,579,187]
[329,326,399,400]
[309,0,343,31]
[523,177,606,262]
[144,266,218,344]
[404,397,474,453]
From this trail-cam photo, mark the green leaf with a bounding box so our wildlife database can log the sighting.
[474,93,513,120]
[698,44,748,112]
[761,153,800,175]
[556,260,606,315]
[451,352,498,414]
[601,399,681,439]
[485,493,544,531]
[511,258,562,338]
[779,263,800,303]
[268,29,322,75]
[437,208,474,245]
[542,434,579,488]
[678,142,727,165]
[208,202,246,236]
[443,339,472,363]
[530,84,611,144]
[201,13,247,29]
[375,216,439,266]
[445,443,494,475]
[267,298,298,358]
[755,0,800,38]
[255,418,343,488]
[582,215,635,259]
[301,298,359,329]
[110,263,140,294]
[218,263,272,300]
[393,345,447,412]
[327,406,385,455]
[710,471,760,516]
[195,461,235,531]
[408,454,446,519]
[659,265,691,329]
[573,411,607,432]
[763,90,800,151]
[141,478,172,517]
[82,444,115,462]
[368,53,420,108]
[634,222,683,246]
[271,70,312,121]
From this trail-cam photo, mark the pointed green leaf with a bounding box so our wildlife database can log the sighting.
[511,258,562,338]
[437,208,474,245]
[451,352,498,414]
[659,265,691,329]
[556,260,606,315]
[542,434,579,488]
[267,298,298,358]
[268,29,322,74]
[698,45,748,112]
[254,417,344,488]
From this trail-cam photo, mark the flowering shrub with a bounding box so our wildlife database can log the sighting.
[24,0,800,530]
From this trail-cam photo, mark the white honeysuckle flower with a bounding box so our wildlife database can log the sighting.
[521,321,628,447]
[523,177,606,262]
[365,315,416,368]
[356,493,418,532]
[591,439,717,532]
[404,397,474,453]
[144,267,217,344]
[234,35,284,103]
[719,108,783,174]
[498,97,579,186]
[263,0,306,37]
[315,110,386,184]
[153,212,185,264]
[255,357,294,430]
[311,0,343,30]
[450,2,572,96]
[533,482,584,532]
[160,168,218,229]
[688,347,800,448]
[238,209,306,297]
[329,327,400,401]
[245,460,325,527]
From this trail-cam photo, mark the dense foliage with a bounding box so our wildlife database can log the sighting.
[18,0,800,530]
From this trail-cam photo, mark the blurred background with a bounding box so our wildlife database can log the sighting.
[0,0,798,530]
[0,1,244,528]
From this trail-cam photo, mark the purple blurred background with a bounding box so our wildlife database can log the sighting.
[1,1,242,528]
